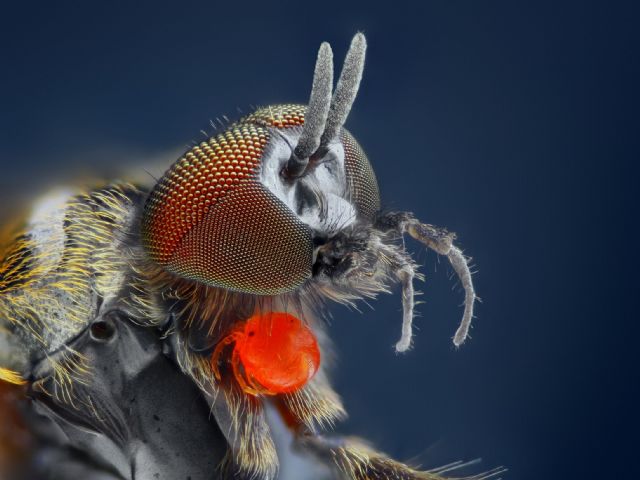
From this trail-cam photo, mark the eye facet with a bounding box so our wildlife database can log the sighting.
[142,122,313,295]
[341,129,381,220]
[242,103,306,129]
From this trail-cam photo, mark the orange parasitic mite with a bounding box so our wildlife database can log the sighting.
[211,312,320,396]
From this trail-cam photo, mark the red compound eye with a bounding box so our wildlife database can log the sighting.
[141,119,313,296]
[212,312,320,396]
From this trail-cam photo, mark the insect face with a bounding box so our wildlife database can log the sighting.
[142,35,378,298]
[142,33,475,352]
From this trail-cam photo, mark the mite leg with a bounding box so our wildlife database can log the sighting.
[275,350,502,479]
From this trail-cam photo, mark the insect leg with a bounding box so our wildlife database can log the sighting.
[299,433,501,480]
[231,348,262,397]
[375,212,477,347]
[281,367,346,433]
[171,334,278,479]
[395,263,416,352]
[403,219,476,346]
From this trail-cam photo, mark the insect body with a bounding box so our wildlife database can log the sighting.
[0,34,486,480]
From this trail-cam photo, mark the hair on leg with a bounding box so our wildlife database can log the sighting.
[402,218,476,347]
[446,245,476,347]
[299,433,504,480]
[375,212,477,347]
[395,263,416,352]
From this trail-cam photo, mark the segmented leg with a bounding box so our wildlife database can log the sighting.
[299,433,504,480]
[376,238,420,352]
[376,212,477,348]
[403,219,476,347]
[446,246,476,346]
[173,335,278,479]
[395,264,416,352]
[230,348,263,397]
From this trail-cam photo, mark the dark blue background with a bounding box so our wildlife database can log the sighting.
[1,2,638,479]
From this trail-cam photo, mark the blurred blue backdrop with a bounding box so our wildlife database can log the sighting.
[1,1,638,479]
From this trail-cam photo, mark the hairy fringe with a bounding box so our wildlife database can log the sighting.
[304,436,505,480]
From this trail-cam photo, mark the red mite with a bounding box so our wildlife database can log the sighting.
[211,312,320,396]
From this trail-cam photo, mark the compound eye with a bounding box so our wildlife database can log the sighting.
[341,129,381,220]
[142,124,313,295]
